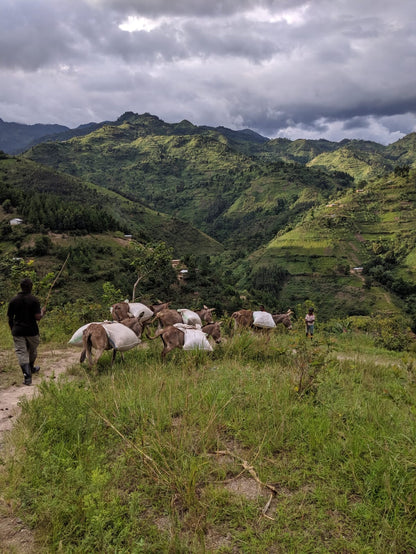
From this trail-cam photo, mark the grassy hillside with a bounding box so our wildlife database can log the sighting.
[259,137,339,164]
[301,136,416,182]
[256,136,414,182]
[1,319,416,552]
[0,155,221,252]
[250,170,416,322]
[307,146,392,181]
[385,132,416,165]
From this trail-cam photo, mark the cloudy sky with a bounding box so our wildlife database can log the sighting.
[1,0,416,144]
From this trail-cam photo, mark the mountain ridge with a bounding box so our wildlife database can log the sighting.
[5,111,416,185]
[22,113,355,252]
[3,111,416,182]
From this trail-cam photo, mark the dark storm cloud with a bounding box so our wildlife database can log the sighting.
[0,0,416,144]
[96,0,305,17]
[0,1,291,68]
[342,117,372,131]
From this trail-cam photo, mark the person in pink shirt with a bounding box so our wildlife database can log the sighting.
[305,307,315,339]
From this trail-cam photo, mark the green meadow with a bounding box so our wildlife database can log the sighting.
[1,309,416,553]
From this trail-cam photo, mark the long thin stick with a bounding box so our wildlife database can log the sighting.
[43,253,70,308]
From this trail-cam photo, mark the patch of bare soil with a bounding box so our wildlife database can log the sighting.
[0,348,80,436]
[204,528,235,552]
[0,514,35,554]
[224,475,270,501]
[0,347,81,554]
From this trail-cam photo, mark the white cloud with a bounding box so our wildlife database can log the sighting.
[244,4,310,25]
[119,15,165,32]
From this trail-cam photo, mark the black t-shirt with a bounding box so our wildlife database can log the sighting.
[7,292,41,336]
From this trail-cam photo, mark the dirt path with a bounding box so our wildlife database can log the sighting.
[0,346,81,554]
[0,348,80,437]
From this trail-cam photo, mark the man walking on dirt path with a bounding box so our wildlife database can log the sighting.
[7,278,45,385]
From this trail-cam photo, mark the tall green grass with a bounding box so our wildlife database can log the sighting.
[2,329,416,552]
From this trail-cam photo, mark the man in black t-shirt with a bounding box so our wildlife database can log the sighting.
[7,278,45,385]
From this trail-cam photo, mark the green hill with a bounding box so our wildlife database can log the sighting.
[0,154,227,308]
[306,146,392,181]
[23,113,355,251]
[13,111,416,185]
[254,135,414,182]
[0,155,222,255]
[250,170,416,321]
[385,132,416,165]
[259,137,339,164]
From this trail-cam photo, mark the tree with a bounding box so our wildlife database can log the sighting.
[394,165,410,178]
[2,198,12,213]
[251,265,289,296]
[102,281,123,307]
[34,235,52,255]
[129,241,174,302]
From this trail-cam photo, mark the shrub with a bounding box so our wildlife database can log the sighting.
[347,314,411,352]
[41,299,108,344]
[374,315,411,351]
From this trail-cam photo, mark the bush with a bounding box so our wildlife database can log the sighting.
[374,315,412,351]
[41,299,108,344]
[347,314,411,352]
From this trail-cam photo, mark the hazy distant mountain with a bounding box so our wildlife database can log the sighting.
[0,118,69,154]
[24,121,110,152]
[0,118,114,155]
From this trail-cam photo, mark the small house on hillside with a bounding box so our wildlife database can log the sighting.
[171,259,189,281]
[10,218,23,225]
[177,269,189,282]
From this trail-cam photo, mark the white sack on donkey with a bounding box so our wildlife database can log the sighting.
[69,322,101,346]
[252,311,276,329]
[177,309,202,326]
[77,322,140,368]
[69,321,140,350]
[102,322,141,351]
[174,323,213,351]
[128,302,154,322]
